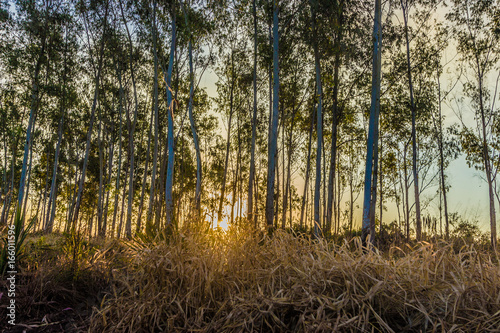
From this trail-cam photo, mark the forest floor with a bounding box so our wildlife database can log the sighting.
[1,226,500,332]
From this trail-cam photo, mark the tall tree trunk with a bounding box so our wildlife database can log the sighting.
[477,65,497,249]
[403,143,410,241]
[137,95,154,233]
[117,161,129,238]
[22,120,36,221]
[119,0,139,239]
[102,129,114,237]
[247,0,258,226]
[111,62,125,239]
[361,0,382,246]
[401,0,421,241]
[436,71,449,239]
[96,107,104,235]
[282,108,296,229]
[326,0,343,234]
[2,136,18,226]
[311,0,323,238]
[265,1,280,231]
[182,1,202,218]
[72,3,109,227]
[164,4,177,229]
[45,29,69,233]
[217,56,235,227]
[299,103,315,229]
[147,0,160,232]
[45,113,64,233]
[18,38,46,220]
[379,134,383,230]
[156,139,167,228]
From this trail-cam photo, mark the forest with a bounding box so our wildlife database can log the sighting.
[1,0,500,332]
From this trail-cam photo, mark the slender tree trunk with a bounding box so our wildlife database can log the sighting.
[368,117,380,238]
[299,104,315,228]
[248,0,258,226]
[137,96,154,233]
[156,139,167,229]
[164,4,177,229]
[282,120,294,229]
[147,0,160,233]
[477,68,497,249]
[274,145,280,229]
[1,132,8,225]
[436,71,449,239]
[111,62,125,239]
[2,139,17,226]
[117,161,129,238]
[231,129,241,225]
[102,129,114,237]
[326,0,343,233]
[72,3,109,227]
[45,114,64,233]
[361,0,382,246]
[379,134,383,230]
[349,166,354,236]
[181,1,202,218]
[118,0,139,239]
[96,108,104,235]
[266,1,280,231]
[22,121,36,221]
[311,0,322,238]
[403,143,410,241]
[401,0,421,241]
[18,40,45,220]
[217,57,235,227]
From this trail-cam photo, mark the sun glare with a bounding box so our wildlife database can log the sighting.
[206,195,247,231]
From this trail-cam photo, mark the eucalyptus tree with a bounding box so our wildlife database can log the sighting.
[323,0,345,234]
[43,5,80,233]
[71,0,109,228]
[398,0,444,240]
[117,0,140,239]
[447,0,500,248]
[13,0,54,221]
[265,0,280,231]
[429,24,460,240]
[309,0,323,237]
[163,0,177,229]
[247,0,259,225]
[181,0,201,217]
[361,0,382,245]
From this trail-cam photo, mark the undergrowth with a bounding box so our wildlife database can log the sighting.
[88,226,500,333]
[2,223,499,332]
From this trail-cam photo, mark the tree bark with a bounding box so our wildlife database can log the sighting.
[164,4,177,229]
[311,0,323,238]
[361,0,382,246]
[326,0,343,234]
[247,0,258,226]
[265,0,280,232]
[401,0,421,241]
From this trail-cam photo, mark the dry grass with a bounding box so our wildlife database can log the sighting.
[0,232,123,332]
[90,227,500,333]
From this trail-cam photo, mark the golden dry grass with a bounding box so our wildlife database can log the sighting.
[90,227,500,332]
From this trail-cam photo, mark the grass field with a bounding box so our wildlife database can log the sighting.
[1,225,500,332]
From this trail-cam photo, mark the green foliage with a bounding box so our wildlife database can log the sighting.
[0,208,35,275]
[61,227,97,279]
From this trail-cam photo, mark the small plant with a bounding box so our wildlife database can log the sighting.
[0,207,35,275]
[62,226,95,279]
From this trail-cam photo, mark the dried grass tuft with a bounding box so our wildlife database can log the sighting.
[90,228,500,332]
